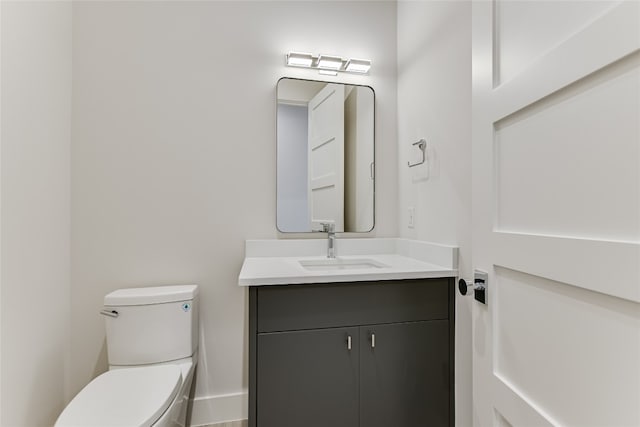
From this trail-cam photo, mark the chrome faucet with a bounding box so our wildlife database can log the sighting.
[321,223,336,259]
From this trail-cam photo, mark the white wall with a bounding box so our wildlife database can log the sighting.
[397,1,472,425]
[71,1,397,424]
[1,1,72,426]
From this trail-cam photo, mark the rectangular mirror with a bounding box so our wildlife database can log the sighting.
[277,78,375,233]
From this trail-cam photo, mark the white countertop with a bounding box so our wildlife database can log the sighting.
[238,238,458,286]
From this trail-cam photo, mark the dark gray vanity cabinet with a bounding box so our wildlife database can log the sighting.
[248,278,455,427]
[257,327,360,427]
[359,320,450,427]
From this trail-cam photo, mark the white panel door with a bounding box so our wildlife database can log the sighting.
[308,83,345,232]
[472,1,640,426]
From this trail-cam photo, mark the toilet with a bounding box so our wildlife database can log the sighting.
[55,285,199,427]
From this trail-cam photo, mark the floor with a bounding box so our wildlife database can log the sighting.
[201,420,247,427]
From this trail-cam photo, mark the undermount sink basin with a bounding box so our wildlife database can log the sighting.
[299,258,389,271]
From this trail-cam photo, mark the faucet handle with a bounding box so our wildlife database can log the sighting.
[320,222,335,233]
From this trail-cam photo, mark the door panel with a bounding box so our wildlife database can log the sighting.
[359,321,450,427]
[256,327,359,427]
[495,0,618,84]
[494,59,639,242]
[473,1,640,426]
[308,83,345,231]
[494,267,639,426]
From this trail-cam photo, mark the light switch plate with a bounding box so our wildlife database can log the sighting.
[408,207,415,228]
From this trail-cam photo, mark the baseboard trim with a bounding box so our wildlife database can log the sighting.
[190,391,248,427]
[197,421,247,427]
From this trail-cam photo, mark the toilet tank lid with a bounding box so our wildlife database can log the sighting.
[104,284,199,306]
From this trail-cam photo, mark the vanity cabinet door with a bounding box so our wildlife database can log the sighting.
[256,327,359,427]
[359,320,450,427]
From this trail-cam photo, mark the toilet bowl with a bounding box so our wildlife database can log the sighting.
[55,285,199,427]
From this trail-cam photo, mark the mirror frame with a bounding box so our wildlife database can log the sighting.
[276,77,376,233]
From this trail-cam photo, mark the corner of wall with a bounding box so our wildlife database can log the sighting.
[1,1,73,425]
[395,2,472,426]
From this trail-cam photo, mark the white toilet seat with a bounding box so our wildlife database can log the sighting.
[55,364,182,427]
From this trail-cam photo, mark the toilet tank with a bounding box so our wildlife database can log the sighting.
[103,285,199,366]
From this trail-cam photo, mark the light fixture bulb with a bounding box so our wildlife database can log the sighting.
[286,52,314,68]
[345,58,372,74]
[317,55,343,70]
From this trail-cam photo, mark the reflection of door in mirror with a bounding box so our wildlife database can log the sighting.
[277,78,374,233]
[308,83,344,232]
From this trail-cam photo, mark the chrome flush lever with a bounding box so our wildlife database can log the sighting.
[99,309,119,318]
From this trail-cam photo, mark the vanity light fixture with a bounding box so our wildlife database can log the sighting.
[345,58,372,74]
[286,52,314,68]
[317,55,344,70]
[285,51,372,75]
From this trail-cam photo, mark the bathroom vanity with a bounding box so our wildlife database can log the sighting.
[239,239,458,427]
